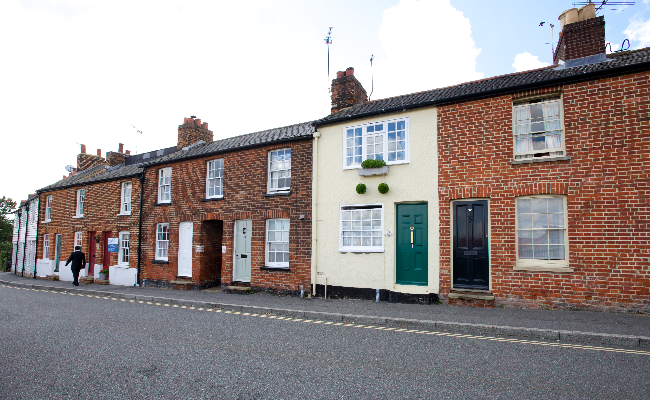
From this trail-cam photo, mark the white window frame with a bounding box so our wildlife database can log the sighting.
[265,219,290,268]
[120,182,132,215]
[43,234,50,260]
[513,95,565,160]
[515,195,569,270]
[156,223,169,261]
[75,189,85,217]
[267,149,291,194]
[206,158,224,199]
[75,231,83,249]
[158,168,172,204]
[45,195,52,222]
[342,117,409,169]
[119,231,130,265]
[339,204,384,252]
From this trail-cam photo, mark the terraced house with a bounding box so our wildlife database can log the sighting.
[312,4,650,312]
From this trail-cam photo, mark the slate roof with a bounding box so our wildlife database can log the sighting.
[317,48,650,126]
[39,163,143,192]
[145,121,314,166]
[37,121,313,191]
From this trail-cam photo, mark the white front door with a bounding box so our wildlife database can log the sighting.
[178,222,193,277]
[233,220,251,282]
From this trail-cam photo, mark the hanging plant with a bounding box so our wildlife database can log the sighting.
[378,183,389,194]
[356,183,367,194]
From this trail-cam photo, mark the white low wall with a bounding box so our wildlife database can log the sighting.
[35,259,52,277]
[109,265,137,286]
[58,263,89,282]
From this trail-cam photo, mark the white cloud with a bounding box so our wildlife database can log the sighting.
[624,17,650,48]
[375,0,483,98]
[512,52,550,72]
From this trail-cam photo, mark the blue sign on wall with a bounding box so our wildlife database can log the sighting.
[107,238,119,253]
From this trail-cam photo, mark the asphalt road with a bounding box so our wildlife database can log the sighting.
[1,285,648,400]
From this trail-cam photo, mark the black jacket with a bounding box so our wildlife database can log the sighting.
[65,251,86,271]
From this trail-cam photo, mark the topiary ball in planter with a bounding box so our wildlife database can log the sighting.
[378,183,389,194]
[356,183,367,194]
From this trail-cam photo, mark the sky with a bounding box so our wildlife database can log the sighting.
[1,0,649,212]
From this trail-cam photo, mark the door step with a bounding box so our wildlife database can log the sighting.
[79,276,94,284]
[170,280,193,291]
[225,285,251,294]
[448,290,495,308]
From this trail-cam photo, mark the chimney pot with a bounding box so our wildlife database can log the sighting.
[336,71,345,78]
[202,122,208,129]
[345,67,354,76]
[184,117,192,124]
[81,144,86,154]
[97,149,101,156]
[118,143,124,153]
[578,4,596,21]
[126,150,131,155]
[194,118,201,126]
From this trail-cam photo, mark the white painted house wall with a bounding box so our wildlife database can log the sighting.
[313,107,440,296]
[11,197,39,275]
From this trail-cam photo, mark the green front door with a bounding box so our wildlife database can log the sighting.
[396,203,428,285]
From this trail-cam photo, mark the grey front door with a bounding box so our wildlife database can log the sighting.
[234,220,251,282]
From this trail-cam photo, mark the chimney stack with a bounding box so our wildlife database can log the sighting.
[178,116,213,150]
[126,150,131,156]
[76,144,106,171]
[553,4,604,65]
[118,143,124,153]
[330,67,368,114]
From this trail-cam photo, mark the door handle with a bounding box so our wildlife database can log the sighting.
[410,226,414,248]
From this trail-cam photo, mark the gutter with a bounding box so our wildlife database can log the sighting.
[314,59,650,128]
[137,169,145,286]
[311,129,320,297]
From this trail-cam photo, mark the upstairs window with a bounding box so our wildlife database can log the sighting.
[75,189,85,217]
[206,159,224,198]
[513,97,564,159]
[268,149,291,193]
[121,182,132,214]
[45,195,52,221]
[343,117,409,169]
[158,168,172,203]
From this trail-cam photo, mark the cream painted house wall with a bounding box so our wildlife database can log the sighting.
[313,107,439,295]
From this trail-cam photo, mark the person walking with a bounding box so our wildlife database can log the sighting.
[65,246,86,286]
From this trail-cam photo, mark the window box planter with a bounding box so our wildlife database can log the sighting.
[358,166,388,176]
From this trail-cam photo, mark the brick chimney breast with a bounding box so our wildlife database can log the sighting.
[330,66,368,114]
[178,116,214,150]
[77,145,106,171]
[554,4,604,65]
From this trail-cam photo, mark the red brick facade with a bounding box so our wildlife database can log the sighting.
[438,72,650,312]
[38,177,141,273]
[140,139,312,294]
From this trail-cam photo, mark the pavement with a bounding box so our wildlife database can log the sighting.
[2,271,649,349]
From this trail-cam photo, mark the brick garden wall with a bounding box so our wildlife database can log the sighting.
[437,72,650,312]
[38,178,141,270]
[140,139,312,294]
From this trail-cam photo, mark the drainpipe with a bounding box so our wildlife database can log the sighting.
[13,209,21,274]
[311,128,320,297]
[21,203,30,277]
[33,194,40,278]
[136,169,145,286]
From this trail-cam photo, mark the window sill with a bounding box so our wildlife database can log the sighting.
[151,259,169,264]
[201,197,224,202]
[358,166,389,176]
[42,220,51,224]
[263,191,291,197]
[513,265,572,273]
[72,215,84,219]
[339,248,384,253]
[117,212,132,216]
[260,266,290,271]
[155,202,171,206]
[511,156,571,165]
